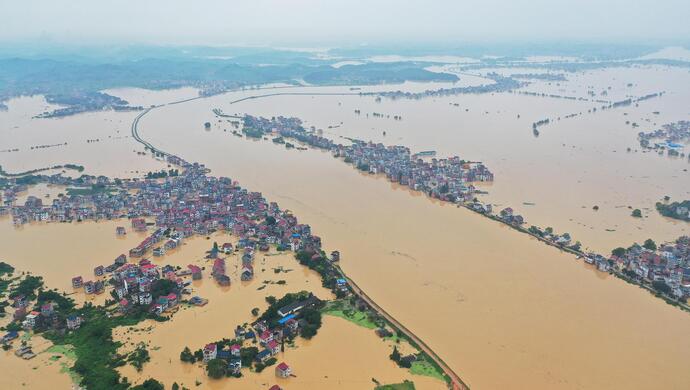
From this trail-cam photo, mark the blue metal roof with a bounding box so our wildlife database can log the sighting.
[278,313,296,324]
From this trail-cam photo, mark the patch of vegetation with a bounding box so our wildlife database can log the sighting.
[631,208,642,218]
[241,127,265,139]
[130,378,164,390]
[643,238,657,251]
[66,184,116,196]
[409,356,448,382]
[321,299,379,329]
[145,169,180,179]
[206,358,227,379]
[9,275,44,300]
[656,200,690,222]
[375,380,416,390]
[0,262,14,276]
[127,343,151,372]
[43,305,150,390]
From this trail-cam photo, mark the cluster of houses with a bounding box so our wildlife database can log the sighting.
[3,162,330,267]
[638,120,689,157]
[200,295,320,381]
[241,114,494,203]
[72,255,187,316]
[6,294,84,335]
[609,236,690,300]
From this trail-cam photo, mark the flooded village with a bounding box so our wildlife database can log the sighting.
[235,113,690,306]
[0,152,452,389]
[2,51,690,390]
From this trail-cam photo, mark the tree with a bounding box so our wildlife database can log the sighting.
[612,247,626,257]
[180,347,195,363]
[643,239,657,251]
[206,358,227,379]
[150,279,177,299]
[266,216,276,226]
[652,280,672,295]
[130,379,164,390]
[390,346,401,363]
[240,347,258,367]
[545,227,554,235]
[631,209,642,218]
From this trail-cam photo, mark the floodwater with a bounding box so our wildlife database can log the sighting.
[125,67,690,390]
[1,65,690,389]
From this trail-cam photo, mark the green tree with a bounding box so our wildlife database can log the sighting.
[631,209,642,218]
[206,358,227,379]
[131,378,164,390]
[612,247,626,257]
[643,239,657,251]
[180,346,195,363]
[390,346,401,363]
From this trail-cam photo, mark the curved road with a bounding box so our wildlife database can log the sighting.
[131,88,471,389]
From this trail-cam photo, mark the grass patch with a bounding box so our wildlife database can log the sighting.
[375,380,416,390]
[321,300,379,329]
[409,357,446,382]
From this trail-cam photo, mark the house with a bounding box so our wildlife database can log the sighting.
[72,276,83,288]
[255,349,272,363]
[84,281,95,294]
[41,303,55,317]
[66,315,82,330]
[284,318,299,333]
[241,264,254,281]
[2,331,19,344]
[215,274,231,286]
[189,296,208,306]
[188,264,202,280]
[234,326,246,339]
[116,226,127,235]
[115,254,127,265]
[500,207,514,218]
[23,312,39,330]
[13,307,27,321]
[275,362,291,378]
[139,292,153,305]
[119,298,130,313]
[269,386,283,390]
[259,330,273,346]
[330,250,340,261]
[203,343,217,362]
[94,265,104,277]
[267,339,280,355]
[221,243,233,254]
[153,247,165,257]
[277,295,317,317]
[115,286,127,299]
[230,344,241,357]
[165,293,178,308]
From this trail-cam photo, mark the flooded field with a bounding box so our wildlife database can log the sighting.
[2,65,690,389]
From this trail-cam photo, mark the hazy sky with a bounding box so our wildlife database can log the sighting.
[1,0,689,46]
